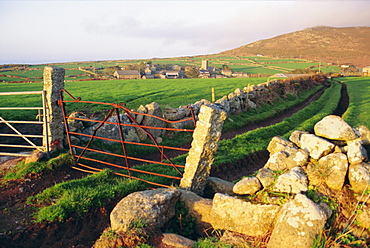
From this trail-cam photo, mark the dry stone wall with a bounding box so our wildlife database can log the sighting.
[105,115,370,248]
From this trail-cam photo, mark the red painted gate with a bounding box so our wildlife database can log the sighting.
[59,89,196,188]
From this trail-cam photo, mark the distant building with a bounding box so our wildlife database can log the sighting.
[199,69,210,78]
[201,60,209,70]
[221,69,232,77]
[114,70,141,79]
[232,72,248,78]
[363,66,370,77]
[165,70,180,79]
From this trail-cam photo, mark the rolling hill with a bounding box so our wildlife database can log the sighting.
[220,26,370,68]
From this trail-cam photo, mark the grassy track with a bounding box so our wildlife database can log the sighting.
[341,77,370,127]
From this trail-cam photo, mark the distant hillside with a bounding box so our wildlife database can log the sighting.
[220,26,370,68]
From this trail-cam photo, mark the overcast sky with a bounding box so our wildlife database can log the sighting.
[1,0,370,64]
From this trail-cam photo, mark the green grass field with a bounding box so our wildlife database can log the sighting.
[0,77,268,120]
[341,77,370,127]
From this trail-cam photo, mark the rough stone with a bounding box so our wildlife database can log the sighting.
[215,96,230,113]
[233,177,262,195]
[289,130,309,147]
[264,151,289,171]
[43,66,65,148]
[348,162,370,194]
[355,208,370,229]
[284,148,309,169]
[160,233,195,248]
[267,194,329,248]
[256,167,275,189]
[205,177,235,196]
[267,136,297,155]
[320,153,348,190]
[273,167,308,194]
[347,140,368,164]
[179,190,213,235]
[135,105,147,124]
[306,153,348,190]
[163,105,186,121]
[211,193,281,236]
[314,115,356,141]
[300,133,335,159]
[90,114,140,143]
[110,188,180,232]
[354,125,370,145]
[142,102,166,139]
[180,104,227,195]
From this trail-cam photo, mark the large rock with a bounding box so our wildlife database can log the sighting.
[110,188,180,232]
[256,167,275,189]
[267,136,297,155]
[327,153,349,189]
[314,115,356,141]
[354,125,370,145]
[267,194,329,248]
[179,190,213,235]
[264,149,308,171]
[205,177,235,196]
[233,177,262,195]
[273,167,308,194]
[142,102,166,139]
[300,133,335,159]
[211,193,281,236]
[160,233,196,248]
[347,140,368,164]
[348,162,370,194]
[306,153,348,191]
[289,130,309,147]
[84,113,140,142]
[163,105,187,121]
[264,151,289,171]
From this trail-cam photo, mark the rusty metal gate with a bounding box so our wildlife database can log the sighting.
[0,91,50,157]
[59,89,196,188]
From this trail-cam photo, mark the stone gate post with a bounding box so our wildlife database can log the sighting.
[180,104,227,195]
[43,66,65,149]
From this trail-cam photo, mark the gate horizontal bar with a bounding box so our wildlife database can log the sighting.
[69,131,190,152]
[0,152,30,157]
[0,120,44,124]
[72,144,185,168]
[0,107,43,110]
[0,91,43,96]
[0,133,44,138]
[0,144,45,149]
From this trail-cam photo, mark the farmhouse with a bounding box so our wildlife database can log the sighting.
[363,66,370,77]
[165,70,180,79]
[232,71,248,78]
[114,70,141,79]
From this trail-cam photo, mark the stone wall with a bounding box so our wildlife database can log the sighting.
[105,115,370,248]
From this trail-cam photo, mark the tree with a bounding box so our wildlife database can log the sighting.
[185,67,199,78]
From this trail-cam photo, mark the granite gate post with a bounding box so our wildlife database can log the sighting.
[43,66,65,149]
[180,104,227,195]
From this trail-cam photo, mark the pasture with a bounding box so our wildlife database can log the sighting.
[342,77,370,127]
[0,77,268,120]
[0,55,337,85]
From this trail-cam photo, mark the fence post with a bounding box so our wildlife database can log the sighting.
[43,66,65,149]
[180,104,227,195]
